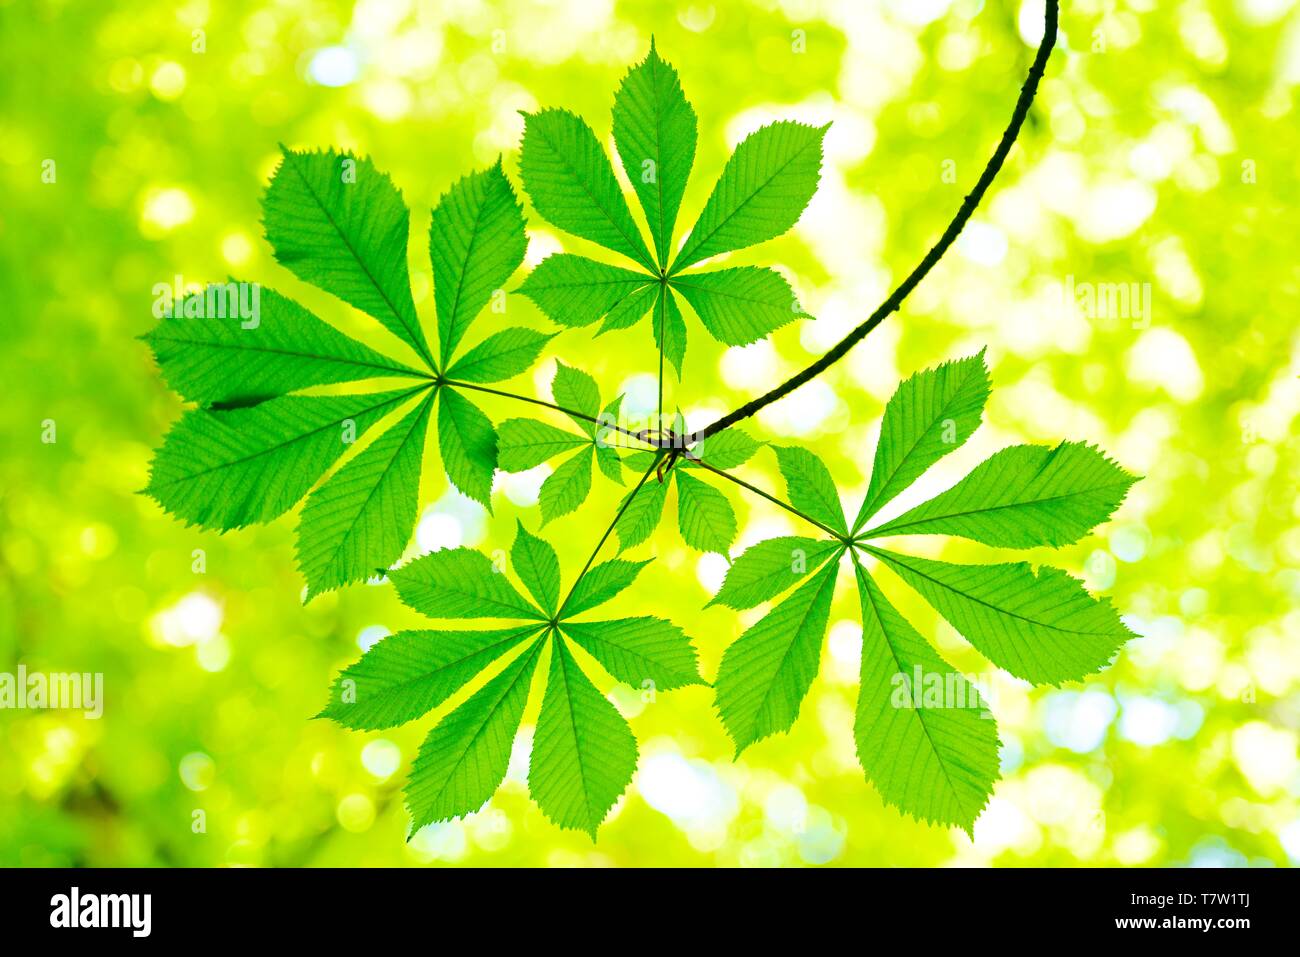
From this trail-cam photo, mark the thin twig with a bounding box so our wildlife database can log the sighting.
[688,0,1059,446]
[444,379,658,448]
[557,453,665,616]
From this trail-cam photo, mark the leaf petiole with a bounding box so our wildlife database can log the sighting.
[691,458,847,543]
[443,378,657,449]
[557,452,666,617]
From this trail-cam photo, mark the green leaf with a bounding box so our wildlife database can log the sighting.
[595,397,625,483]
[296,394,433,598]
[692,428,760,469]
[707,536,840,610]
[437,388,498,509]
[519,109,656,272]
[143,284,423,407]
[611,40,698,268]
[595,443,624,485]
[865,442,1137,548]
[406,637,544,835]
[622,450,659,473]
[539,445,594,524]
[671,267,806,346]
[651,285,687,377]
[496,418,586,471]
[560,559,651,618]
[529,635,638,837]
[511,522,562,616]
[853,563,999,833]
[714,558,840,753]
[518,254,652,328]
[675,470,737,554]
[853,352,990,533]
[597,283,659,334]
[429,161,528,366]
[145,387,424,530]
[319,626,538,731]
[671,121,826,273]
[390,547,544,620]
[561,617,705,690]
[867,547,1135,685]
[773,446,848,537]
[445,327,553,383]
[552,361,601,436]
[615,477,668,551]
[263,147,432,368]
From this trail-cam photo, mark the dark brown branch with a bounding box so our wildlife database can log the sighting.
[689,0,1059,446]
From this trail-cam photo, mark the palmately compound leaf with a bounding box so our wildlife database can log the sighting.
[865,442,1137,548]
[772,446,848,537]
[511,522,562,616]
[445,328,553,383]
[853,563,999,833]
[406,637,545,835]
[496,418,587,471]
[852,351,990,533]
[615,476,668,551]
[436,387,498,509]
[263,147,433,368]
[529,634,638,838]
[143,284,423,407]
[560,559,651,618]
[296,394,434,598]
[519,109,656,272]
[671,266,807,346]
[145,387,425,530]
[551,361,602,436]
[714,557,840,752]
[518,254,652,328]
[651,285,688,376]
[674,470,737,555]
[539,445,595,525]
[867,547,1135,685]
[429,161,529,366]
[671,121,827,273]
[319,626,539,731]
[691,428,760,469]
[708,536,841,610]
[561,617,705,690]
[390,547,544,621]
[611,39,698,268]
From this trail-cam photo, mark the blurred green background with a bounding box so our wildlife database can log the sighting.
[2,0,1298,867]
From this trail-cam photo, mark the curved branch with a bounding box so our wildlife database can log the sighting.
[691,0,1059,445]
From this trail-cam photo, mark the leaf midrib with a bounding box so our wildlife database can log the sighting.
[867,546,1119,638]
[854,564,977,820]
[744,559,839,739]
[284,153,431,368]
[314,393,433,579]
[866,480,1134,537]
[438,182,495,366]
[672,128,820,272]
[150,386,428,488]
[148,332,421,378]
[413,637,543,819]
[533,117,655,274]
[857,365,983,529]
